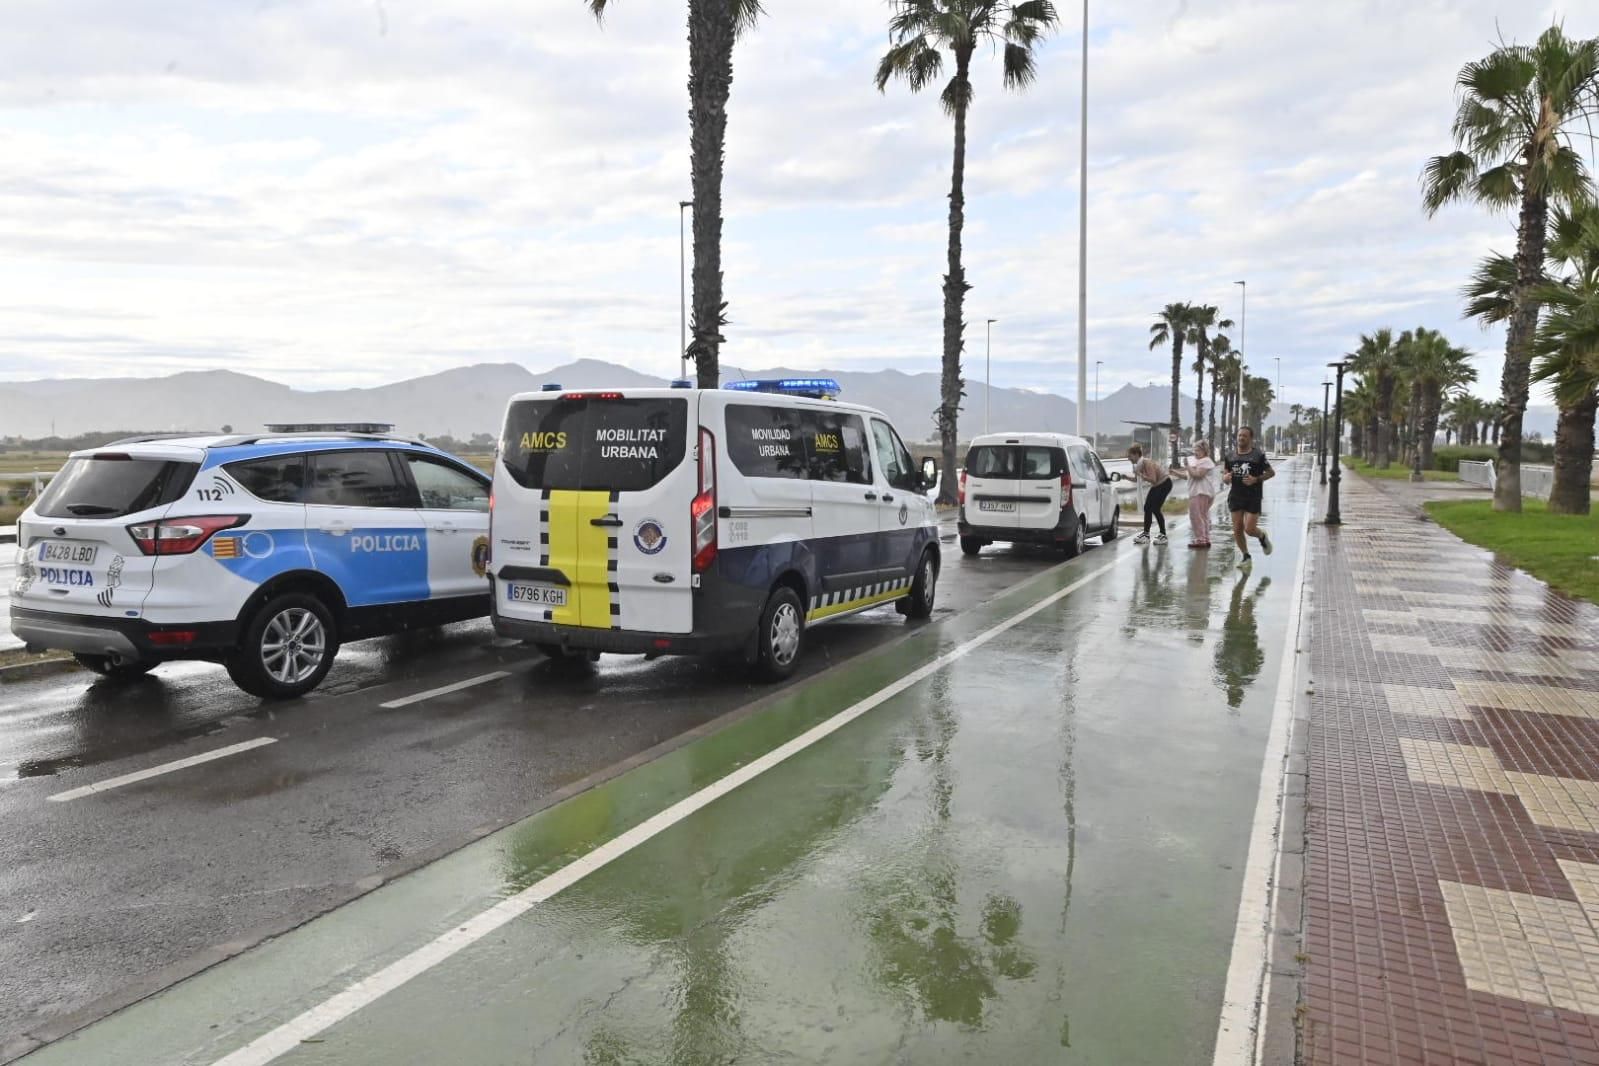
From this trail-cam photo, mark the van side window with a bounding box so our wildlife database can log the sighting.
[226,455,306,503]
[1067,447,1093,483]
[809,412,871,484]
[726,404,809,480]
[1089,452,1112,483]
[870,419,917,491]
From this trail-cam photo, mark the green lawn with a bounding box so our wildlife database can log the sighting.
[1346,457,1457,482]
[1425,499,1599,606]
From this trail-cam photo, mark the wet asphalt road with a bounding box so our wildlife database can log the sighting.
[0,558,18,650]
[0,529,1082,1057]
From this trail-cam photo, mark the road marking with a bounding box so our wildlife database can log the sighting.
[47,737,278,803]
[1213,466,1314,1066]
[378,671,511,709]
[208,549,1139,1066]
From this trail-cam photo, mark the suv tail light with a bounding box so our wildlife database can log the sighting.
[958,469,967,506]
[1060,470,1073,511]
[692,427,718,573]
[127,515,245,556]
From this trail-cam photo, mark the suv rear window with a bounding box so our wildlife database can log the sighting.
[965,445,1062,480]
[501,397,688,492]
[33,455,198,519]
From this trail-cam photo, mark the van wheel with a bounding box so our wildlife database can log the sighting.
[74,654,156,681]
[754,586,805,682]
[1101,508,1120,543]
[960,536,983,557]
[226,593,339,699]
[1063,517,1087,558]
[900,551,938,620]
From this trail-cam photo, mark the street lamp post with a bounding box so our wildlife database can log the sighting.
[1234,281,1246,442]
[1075,0,1088,437]
[1319,379,1331,486]
[1273,356,1281,453]
[985,318,997,434]
[678,200,692,381]
[1326,361,1347,525]
[1094,359,1102,448]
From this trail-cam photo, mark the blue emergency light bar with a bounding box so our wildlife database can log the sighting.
[724,377,842,400]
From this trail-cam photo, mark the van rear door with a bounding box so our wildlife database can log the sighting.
[496,392,694,634]
[963,443,1023,530]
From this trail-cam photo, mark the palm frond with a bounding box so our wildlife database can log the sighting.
[1471,162,1522,210]
[1535,26,1599,113]
[584,0,611,21]
[1421,151,1479,216]
[1534,144,1594,206]
[1002,42,1038,89]
[876,37,942,93]
[731,0,766,36]
[1458,47,1536,113]
[1462,253,1520,326]
[940,73,973,117]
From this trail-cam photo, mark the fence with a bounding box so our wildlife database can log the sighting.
[1452,461,1599,501]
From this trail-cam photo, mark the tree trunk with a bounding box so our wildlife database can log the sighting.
[934,51,973,506]
[1420,385,1442,471]
[1207,373,1218,453]
[1496,146,1552,511]
[1169,334,1184,455]
[1547,389,1597,515]
[1193,338,1206,451]
[1375,373,1395,468]
[687,0,736,388]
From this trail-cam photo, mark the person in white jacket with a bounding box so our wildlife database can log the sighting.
[1175,439,1221,548]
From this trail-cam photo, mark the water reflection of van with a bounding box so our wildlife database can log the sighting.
[957,432,1119,558]
[490,381,942,680]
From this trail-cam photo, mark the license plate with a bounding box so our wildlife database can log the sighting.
[39,541,98,565]
[507,583,567,607]
[978,500,1016,513]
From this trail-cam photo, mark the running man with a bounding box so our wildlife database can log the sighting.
[1222,426,1274,568]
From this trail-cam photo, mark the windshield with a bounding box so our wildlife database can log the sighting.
[32,455,197,519]
[500,397,688,492]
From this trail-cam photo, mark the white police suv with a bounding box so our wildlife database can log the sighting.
[10,426,491,698]
[489,379,941,680]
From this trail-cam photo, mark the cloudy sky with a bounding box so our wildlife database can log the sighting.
[0,0,1581,410]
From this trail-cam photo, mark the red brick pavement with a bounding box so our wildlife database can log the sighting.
[1302,474,1599,1065]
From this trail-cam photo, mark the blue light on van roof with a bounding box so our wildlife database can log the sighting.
[541,383,563,392]
[671,378,693,389]
[724,377,842,399]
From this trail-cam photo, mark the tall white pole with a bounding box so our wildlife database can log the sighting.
[1274,355,1281,452]
[679,200,691,380]
[1074,0,1088,437]
[985,318,996,434]
[1094,359,1102,447]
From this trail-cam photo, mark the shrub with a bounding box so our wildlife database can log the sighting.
[1432,446,1496,473]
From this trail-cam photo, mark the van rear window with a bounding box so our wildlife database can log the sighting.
[34,456,198,519]
[501,397,687,492]
[965,446,1062,480]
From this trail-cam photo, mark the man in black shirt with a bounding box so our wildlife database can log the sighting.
[1223,426,1275,569]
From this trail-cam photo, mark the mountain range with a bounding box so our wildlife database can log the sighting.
[0,359,1557,443]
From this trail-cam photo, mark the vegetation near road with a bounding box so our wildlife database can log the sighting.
[1425,499,1599,606]
[1345,458,1456,482]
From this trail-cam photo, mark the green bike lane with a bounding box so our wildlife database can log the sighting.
[27,462,1311,1066]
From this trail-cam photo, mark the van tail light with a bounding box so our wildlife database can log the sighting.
[1060,471,1073,511]
[127,515,245,556]
[958,470,967,506]
[692,427,718,572]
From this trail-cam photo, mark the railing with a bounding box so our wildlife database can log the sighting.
[1451,460,1599,500]
[1458,460,1495,490]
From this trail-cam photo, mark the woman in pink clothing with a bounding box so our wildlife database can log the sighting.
[1177,439,1220,548]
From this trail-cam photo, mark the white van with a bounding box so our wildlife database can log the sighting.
[489,380,941,679]
[957,432,1119,557]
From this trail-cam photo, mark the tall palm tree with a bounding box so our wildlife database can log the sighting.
[1149,303,1194,449]
[1206,335,1233,451]
[1342,376,1378,460]
[1530,203,1599,513]
[586,0,766,388]
[1399,327,1477,473]
[877,0,1060,505]
[1185,306,1234,450]
[1350,329,1402,467]
[1421,25,1599,510]
[1243,375,1274,436]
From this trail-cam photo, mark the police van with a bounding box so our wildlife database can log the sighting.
[489,379,941,679]
[957,431,1120,557]
[10,427,492,698]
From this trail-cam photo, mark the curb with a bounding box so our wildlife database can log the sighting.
[0,657,79,684]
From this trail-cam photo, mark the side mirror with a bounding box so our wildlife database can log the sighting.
[1109,471,1124,482]
[921,457,939,488]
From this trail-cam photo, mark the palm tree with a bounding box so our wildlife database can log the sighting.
[1210,344,1238,450]
[1350,329,1402,467]
[1421,26,1599,510]
[1149,303,1194,449]
[1529,202,1599,513]
[1343,376,1378,460]
[585,0,765,388]
[1399,327,1477,473]
[1185,306,1234,450]
[1243,375,1274,436]
[877,0,1060,504]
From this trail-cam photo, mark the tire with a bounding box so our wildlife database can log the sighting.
[1063,515,1087,558]
[902,550,938,620]
[1101,507,1120,543]
[960,536,983,557]
[534,642,573,660]
[754,586,805,682]
[74,654,156,681]
[226,592,339,699]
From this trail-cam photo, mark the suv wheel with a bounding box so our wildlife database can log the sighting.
[227,593,339,699]
[900,550,938,619]
[74,654,156,681]
[754,586,805,682]
[1102,507,1120,543]
[960,536,983,557]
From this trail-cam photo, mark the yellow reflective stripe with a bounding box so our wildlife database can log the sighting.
[545,490,615,628]
[806,584,907,622]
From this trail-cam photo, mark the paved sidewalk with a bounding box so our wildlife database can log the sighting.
[1303,473,1599,1064]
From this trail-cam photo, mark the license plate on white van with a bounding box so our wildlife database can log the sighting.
[39,541,99,565]
[506,583,567,607]
[978,500,1016,513]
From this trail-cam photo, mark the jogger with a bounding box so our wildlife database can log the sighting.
[1177,439,1220,548]
[1222,426,1275,568]
[1126,444,1173,544]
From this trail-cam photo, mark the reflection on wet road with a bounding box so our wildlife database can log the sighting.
[21,461,1314,1065]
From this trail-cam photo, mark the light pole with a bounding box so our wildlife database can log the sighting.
[1319,378,1331,486]
[985,318,997,434]
[1273,355,1281,453]
[1074,0,1088,437]
[1094,359,1103,448]
[678,200,692,381]
[1234,281,1246,440]
[1326,361,1347,525]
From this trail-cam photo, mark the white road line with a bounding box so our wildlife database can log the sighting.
[1213,466,1315,1065]
[47,737,279,803]
[378,671,512,710]
[208,549,1138,1066]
